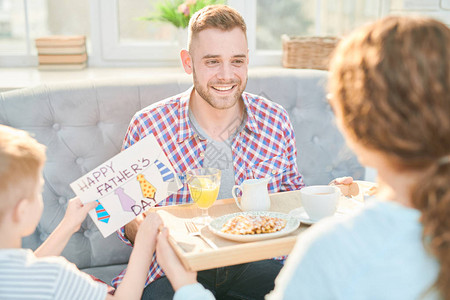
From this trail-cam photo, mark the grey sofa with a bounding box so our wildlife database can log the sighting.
[0,68,364,286]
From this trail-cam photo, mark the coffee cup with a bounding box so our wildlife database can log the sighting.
[300,185,339,221]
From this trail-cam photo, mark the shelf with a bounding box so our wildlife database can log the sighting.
[0,67,185,92]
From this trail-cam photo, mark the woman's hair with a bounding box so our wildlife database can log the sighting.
[0,125,46,221]
[187,4,247,51]
[329,16,450,298]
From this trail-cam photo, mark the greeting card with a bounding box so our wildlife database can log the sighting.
[70,135,182,237]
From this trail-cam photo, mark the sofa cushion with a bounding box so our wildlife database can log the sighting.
[0,69,364,284]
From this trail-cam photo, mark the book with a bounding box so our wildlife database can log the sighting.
[35,35,86,47]
[37,45,86,55]
[38,62,87,71]
[38,53,87,64]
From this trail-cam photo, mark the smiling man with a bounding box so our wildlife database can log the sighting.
[114,5,305,300]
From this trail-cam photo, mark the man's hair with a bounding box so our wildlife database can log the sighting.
[0,125,46,220]
[187,4,247,51]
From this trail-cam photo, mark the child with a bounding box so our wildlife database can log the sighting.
[0,124,162,300]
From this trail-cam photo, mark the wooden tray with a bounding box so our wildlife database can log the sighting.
[152,191,305,271]
[152,185,373,271]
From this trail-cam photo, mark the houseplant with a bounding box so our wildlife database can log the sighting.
[141,0,225,29]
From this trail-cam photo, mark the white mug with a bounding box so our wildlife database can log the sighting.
[300,185,339,221]
[232,178,271,211]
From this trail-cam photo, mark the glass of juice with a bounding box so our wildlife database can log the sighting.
[186,168,221,225]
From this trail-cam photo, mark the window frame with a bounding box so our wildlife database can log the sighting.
[5,0,450,68]
[93,0,267,67]
[80,0,394,67]
[0,0,35,67]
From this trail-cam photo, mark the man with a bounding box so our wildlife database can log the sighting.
[113,5,304,300]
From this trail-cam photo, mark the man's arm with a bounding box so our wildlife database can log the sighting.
[281,112,305,191]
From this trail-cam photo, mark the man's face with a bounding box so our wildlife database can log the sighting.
[189,27,249,110]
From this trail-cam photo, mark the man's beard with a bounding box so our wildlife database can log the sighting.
[192,67,247,110]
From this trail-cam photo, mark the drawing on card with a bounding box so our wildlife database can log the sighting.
[114,187,137,212]
[137,174,157,200]
[155,159,175,182]
[95,200,110,224]
[154,158,181,194]
[70,134,183,238]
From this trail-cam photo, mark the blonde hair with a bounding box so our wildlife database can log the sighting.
[329,16,450,299]
[0,125,46,221]
[187,4,247,51]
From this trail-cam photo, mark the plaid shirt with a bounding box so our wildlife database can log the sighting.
[112,87,304,288]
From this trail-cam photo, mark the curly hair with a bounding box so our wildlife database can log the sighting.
[329,16,450,299]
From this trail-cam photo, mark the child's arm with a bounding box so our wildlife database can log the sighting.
[105,212,163,300]
[155,228,215,300]
[34,197,98,257]
[155,227,198,290]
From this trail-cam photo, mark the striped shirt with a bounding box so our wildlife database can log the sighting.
[0,249,106,300]
[112,87,304,288]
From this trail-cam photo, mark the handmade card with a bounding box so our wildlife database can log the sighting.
[70,134,182,237]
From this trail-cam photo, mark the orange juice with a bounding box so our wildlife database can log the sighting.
[188,177,219,209]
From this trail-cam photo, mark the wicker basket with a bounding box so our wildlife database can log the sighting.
[282,35,339,70]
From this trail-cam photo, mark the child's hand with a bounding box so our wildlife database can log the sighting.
[61,197,98,234]
[156,227,197,291]
[134,212,163,245]
[35,198,98,257]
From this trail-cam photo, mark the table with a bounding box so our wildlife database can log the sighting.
[151,188,365,271]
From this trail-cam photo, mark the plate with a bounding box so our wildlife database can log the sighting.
[288,207,345,225]
[208,211,300,242]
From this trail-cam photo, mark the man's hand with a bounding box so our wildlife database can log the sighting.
[329,176,359,197]
[124,213,147,245]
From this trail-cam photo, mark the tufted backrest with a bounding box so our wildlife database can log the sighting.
[245,69,364,184]
[0,69,364,271]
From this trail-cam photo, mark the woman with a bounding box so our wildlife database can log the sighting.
[267,16,450,300]
[156,16,450,299]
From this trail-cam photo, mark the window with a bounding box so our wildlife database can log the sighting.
[94,0,180,66]
[1,0,450,67]
[0,0,89,66]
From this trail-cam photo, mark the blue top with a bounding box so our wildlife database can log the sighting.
[175,199,441,300]
[267,199,440,299]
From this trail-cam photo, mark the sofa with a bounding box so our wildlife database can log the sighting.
[0,68,364,286]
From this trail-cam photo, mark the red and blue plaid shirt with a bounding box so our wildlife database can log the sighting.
[112,87,304,288]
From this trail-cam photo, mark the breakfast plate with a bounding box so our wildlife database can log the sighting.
[208,211,300,242]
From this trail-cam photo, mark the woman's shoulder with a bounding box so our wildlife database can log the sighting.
[298,200,421,256]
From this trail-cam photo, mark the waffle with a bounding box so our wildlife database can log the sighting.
[221,215,287,235]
